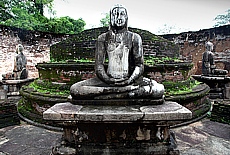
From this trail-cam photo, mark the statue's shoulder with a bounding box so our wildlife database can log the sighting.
[127,30,142,42]
[97,32,109,41]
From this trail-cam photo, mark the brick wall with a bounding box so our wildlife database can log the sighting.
[0,25,68,79]
[1,24,230,80]
[50,27,179,62]
[162,25,230,76]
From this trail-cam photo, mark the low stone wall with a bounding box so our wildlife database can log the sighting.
[211,100,230,124]
[0,99,20,128]
[36,62,193,85]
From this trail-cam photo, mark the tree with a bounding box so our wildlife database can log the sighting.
[47,17,85,34]
[0,0,53,22]
[0,1,13,21]
[214,9,230,27]
[100,13,110,27]
[0,0,86,34]
[0,0,53,30]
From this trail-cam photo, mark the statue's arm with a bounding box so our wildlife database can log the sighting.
[129,33,144,83]
[209,52,215,65]
[209,52,216,72]
[95,34,115,85]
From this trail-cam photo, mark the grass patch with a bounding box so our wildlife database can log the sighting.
[164,79,201,95]
[28,80,70,96]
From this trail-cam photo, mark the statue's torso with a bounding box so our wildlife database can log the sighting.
[16,53,27,71]
[107,42,129,79]
[106,31,134,79]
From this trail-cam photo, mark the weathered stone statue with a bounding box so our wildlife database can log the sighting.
[202,41,216,75]
[13,44,28,79]
[202,41,228,76]
[44,5,192,154]
[70,4,164,100]
[194,41,229,99]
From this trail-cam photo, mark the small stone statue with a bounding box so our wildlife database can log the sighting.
[13,44,28,79]
[202,41,228,76]
[202,41,216,75]
[70,4,164,100]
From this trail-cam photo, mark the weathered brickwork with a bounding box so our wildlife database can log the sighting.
[162,25,230,76]
[0,25,68,79]
[1,24,229,80]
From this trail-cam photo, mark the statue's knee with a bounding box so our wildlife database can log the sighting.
[70,83,80,95]
[150,83,164,98]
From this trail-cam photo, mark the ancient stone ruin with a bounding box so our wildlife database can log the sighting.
[193,41,230,99]
[43,5,192,154]
[0,4,229,155]
[192,41,230,125]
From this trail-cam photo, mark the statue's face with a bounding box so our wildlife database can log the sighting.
[110,7,127,27]
[210,45,213,51]
[206,42,214,51]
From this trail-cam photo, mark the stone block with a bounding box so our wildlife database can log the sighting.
[43,101,191,155]
[0,89,7,100]
[224,83,230,99]
[43,101,192,122]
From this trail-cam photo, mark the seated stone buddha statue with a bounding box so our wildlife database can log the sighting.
[70,4,164,100]
[202,41,228,76]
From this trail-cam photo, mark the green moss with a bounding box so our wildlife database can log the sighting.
[50,56,183,67]
[28,80,70,96]
[164,79,201,96]
[144,56,182,66]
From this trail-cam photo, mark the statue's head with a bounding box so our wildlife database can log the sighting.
[205,41,213,51]
[16,44,24,53]
[110,4,128,30]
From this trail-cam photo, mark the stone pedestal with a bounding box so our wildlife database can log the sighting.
[224,83,230,99]
[1,78,34,97]
[192,75,230,99]
[0,89,7,100]
[43,101,192,155]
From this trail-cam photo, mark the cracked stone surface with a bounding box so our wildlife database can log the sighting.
[173,119,230,155]
[43,101,192,122]
[0,125,62,155]
[0,119,229,155]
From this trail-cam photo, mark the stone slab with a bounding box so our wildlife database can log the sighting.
[0,125,62,155]
[43,101,192,122]
[1,78,35,85]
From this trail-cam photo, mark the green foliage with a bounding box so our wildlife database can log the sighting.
[164,79,201,95]
[214,9,230,27]
[29,80,70,95]
[100,13,110,27]
[50,56,182,65]
[46,17,85,34]
[144,56,182,66]
[0,0,86,34]
[50,58,94,63]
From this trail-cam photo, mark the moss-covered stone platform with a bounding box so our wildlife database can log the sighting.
[18,79,210,126]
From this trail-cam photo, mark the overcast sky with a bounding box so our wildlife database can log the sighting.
[47,0,230,34]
